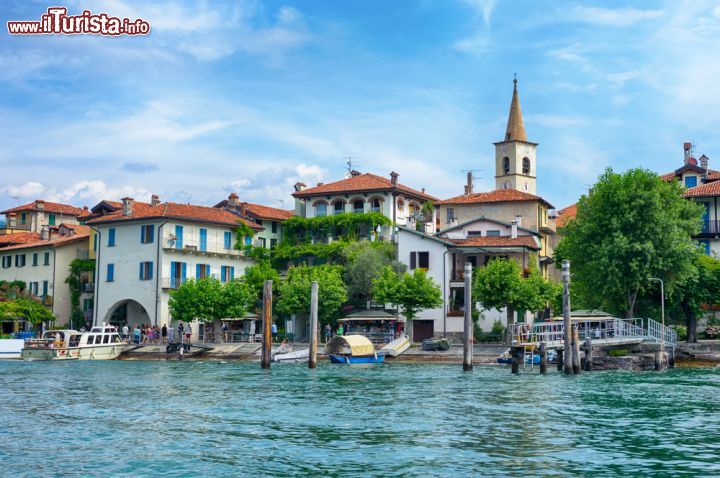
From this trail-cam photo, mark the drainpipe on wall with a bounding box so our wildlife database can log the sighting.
[155,221,168,326]
[89,226,101,327]
[51,247,56,322]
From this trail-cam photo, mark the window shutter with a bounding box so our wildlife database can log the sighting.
[150,225,155,243]
[196,264,201,278]
[139,262,144,279]
[170,261,176,281]
[181,262,187,281]
[140,226,145,243]
[148,262,153,280]
[206,264,210,277]
[230,266,235,281]
[410,252,417,269]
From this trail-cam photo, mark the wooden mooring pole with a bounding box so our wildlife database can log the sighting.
[562,260,573,375]
[556,349,564,372]
[308,281,319,369]
[261,280,273,369]
[572,326,582,375]
[539,342,547,374]
[583,338,593,371]
[511,346,521,374]
[463,262,473,372]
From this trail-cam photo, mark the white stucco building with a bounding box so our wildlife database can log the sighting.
[1,199,84,234]
[292,171,438,236]
[88,197,260,335]
[0,224,91,326]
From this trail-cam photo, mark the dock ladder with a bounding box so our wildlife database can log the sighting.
[523,344,536,372]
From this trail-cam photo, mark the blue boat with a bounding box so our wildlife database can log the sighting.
[325,335,384,365]
[328,353,385,364]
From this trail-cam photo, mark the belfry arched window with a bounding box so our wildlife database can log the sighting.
[502,157,510,175]
[522,157,530,175]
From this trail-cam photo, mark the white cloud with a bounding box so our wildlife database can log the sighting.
[565,6,663,27]
[453,0,496,55]
[606,71,639,87]
[0,180,152,207]
[0,182,45,199]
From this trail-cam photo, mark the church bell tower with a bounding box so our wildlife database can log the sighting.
[494,78,537,194]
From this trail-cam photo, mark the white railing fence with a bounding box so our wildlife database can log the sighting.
[512,317,673,346]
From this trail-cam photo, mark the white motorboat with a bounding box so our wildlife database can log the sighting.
[272,346,309,363]
[379,334,411,357]
[21,326,128,361]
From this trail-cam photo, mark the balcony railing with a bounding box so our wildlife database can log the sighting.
[700,220,720,235]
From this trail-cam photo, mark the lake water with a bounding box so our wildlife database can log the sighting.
[1,361,718,477]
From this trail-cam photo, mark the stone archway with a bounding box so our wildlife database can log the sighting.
[103,299,151,328]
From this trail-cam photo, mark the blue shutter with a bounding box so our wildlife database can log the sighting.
[140,226,145,243]
[220,266,226,282]
[171,262,177,287]
[175,225,183,249]
[107,264,114,281]
[108,228,115,246]
[224,231,231,249]
[230,266,235,281]
[181,262,187,282]
[200,228,207,251]
[206,264,210,277]
[148,261,153,280]
[245,235,252,246]
[139,262,144,279]
[149,225,154,243]
[196,264,201,278]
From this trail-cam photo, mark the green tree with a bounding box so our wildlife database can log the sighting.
[243,260,280,299]
[555,168,703,317]
[342,242,406,305]
[221,279,256,319]
[372,266,442,336]
[472,258,525,329]
[0,297,55,325]
[276,264,347,325]
[668,254,720,342]
[168,278,225,324]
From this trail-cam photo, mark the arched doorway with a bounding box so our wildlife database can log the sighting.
[103,299,151,328]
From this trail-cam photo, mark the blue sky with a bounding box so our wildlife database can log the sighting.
[2,0,720,212]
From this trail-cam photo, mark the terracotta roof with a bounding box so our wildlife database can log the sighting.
[292,173,438,202]
[684,181,720,198]
[214,198,295,221]
[556,203,578,228]
[0,231,90,252]
[437,189,554,208]
[448,235,540,249]
[661,166,720,182]
[504,79,527,142]
[1,200,84,216]
[244,203,295,221]
[0,232,41,248]
[86,201,262,230]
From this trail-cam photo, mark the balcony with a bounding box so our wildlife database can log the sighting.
[539,221,556,234]
[82,283,95,293]
[698,220,720,236]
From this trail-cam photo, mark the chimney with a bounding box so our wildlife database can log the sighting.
[82,205,89,212]
[390,171,399,186]
[511,220,518,239]
[7,212,17,228]
[515,215,522,227]
[40,226,49,240]
[227,193,239,208]
[466,172,473,194]
[684,142,692,164]
[151,194,160,207]
[294,182,306,192]
[121,197,134,216]
[700,155,709,178]
[350,170,362,177]
[464,185,470,195]
[35,200,45,211]
[317,182,324,187]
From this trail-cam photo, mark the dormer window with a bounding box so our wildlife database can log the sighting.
[522,157,530,175]
[502,157,510,175]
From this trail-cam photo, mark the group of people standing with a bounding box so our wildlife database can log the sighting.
[120,323,192,345]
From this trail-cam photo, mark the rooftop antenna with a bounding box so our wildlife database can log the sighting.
[460,169,483,194]
[343,156,360,177]
[276,199,285,210]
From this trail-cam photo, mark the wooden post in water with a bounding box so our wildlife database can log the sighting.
[463,262,473,372]
[583,338,593,371]
[654,350,663,371]
[261,280,273,369]
[511,346,521,374]
[556,349,564,372]
[668,348,675,368]
[539,342,547,374]
[572,326,581,375]
[308,281,319,369]
[562,260,573,375]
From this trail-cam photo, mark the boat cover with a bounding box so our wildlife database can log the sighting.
[325,335,376,357]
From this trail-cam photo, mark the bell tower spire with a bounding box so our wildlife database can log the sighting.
[504,77,527,142]
[494,77,538,194]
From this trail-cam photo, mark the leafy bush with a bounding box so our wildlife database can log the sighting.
[670,324,688,341]
[490,320,505,335]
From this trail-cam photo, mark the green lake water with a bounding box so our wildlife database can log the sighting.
[0,361,718,477]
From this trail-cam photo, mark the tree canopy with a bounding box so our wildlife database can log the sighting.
[0,297,55,325]
[554,168,703,317]
[276,264,347,325]
[667,254,720,341]
[372,266,442,321]
[343,242,406,305]
[168,278,255,324]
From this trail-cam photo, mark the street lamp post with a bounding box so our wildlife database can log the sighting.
[647,277,665,350]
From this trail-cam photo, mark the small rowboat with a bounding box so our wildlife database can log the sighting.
[421,338,451,351]
[380,334,410,357]
[326,335,384,365]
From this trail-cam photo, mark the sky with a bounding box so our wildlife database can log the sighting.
[1,0,720,213]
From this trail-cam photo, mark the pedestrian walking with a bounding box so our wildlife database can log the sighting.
[178,322,184,342]
[271,322,278,342]
[161,324,168,343]
[185,323,192,344]
[324,324,331,343]
[121,324,129,341]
